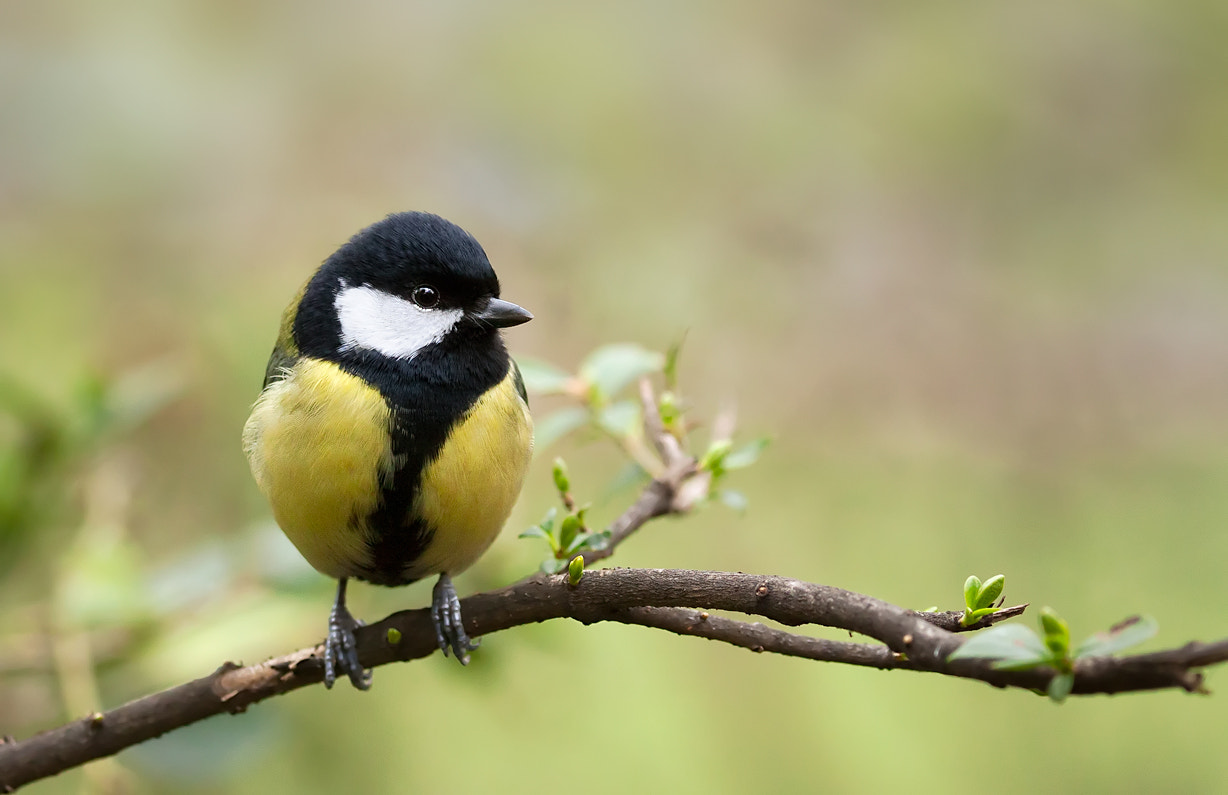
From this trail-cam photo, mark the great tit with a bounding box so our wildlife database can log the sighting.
[243,212,534,689]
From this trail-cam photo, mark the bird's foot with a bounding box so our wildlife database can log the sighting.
[431,574,479,665]
[325,579,372,690]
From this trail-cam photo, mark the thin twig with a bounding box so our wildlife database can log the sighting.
[582,379,704,565]
[917,604,1030,633]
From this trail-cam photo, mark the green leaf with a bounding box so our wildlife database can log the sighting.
[580,530,611,552]
[540,557,564,574]
[564,530,593,555]
[566,526,609,555]
[579,344,664,399]
[519,509,560,553]
[533,407,590,450]
[527,527,560,554]
[974,574,1005,611]
[559,514,582,553]
[1047,672,1075,703]
[568,555,584,585]
[719,489,749,513]
[596,400,640,438]
[723,437,770,470]
[699,439,733,474]
[963,576,982,611]
[515,357,574,395]
[991,658,1055,672]
[1076,615,1158,658]
[948,623,1050,668]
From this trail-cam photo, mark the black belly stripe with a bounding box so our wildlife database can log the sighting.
[334,326,512,586]
[360,404,444,586]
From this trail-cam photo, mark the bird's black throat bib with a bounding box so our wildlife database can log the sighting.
[337,331,514,586]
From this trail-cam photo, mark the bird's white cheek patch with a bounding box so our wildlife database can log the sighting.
[335,285,463,359]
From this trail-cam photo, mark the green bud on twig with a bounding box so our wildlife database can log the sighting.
[552,457,571,495]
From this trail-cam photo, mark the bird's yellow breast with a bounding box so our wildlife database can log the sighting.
[242,356,533,583]
[407,371,534,580]
[243,358,392,579]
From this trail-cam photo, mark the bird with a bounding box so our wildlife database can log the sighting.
[242,211,534,689]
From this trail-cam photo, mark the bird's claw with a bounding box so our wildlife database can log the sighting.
[431,574,479,665]
[325,580,372,690]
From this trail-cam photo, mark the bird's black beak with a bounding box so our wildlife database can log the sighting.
[474,297,533,328]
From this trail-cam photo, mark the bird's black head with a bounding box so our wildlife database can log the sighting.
[292,212,531,362]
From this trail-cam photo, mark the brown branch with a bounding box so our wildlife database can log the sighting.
[3,571,1226,789]
[4,380,1227,790]
[639,377,687,466]
[614,605,901,667]
[615,603,1025,665]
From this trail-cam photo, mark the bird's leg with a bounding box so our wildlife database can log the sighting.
[431,573,480,664]
[325,577,372,690]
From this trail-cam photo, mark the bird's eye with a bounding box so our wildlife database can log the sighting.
[412,285,439,308]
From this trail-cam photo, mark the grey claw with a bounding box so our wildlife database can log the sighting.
[431,574,480,665]
[325,578,372,690]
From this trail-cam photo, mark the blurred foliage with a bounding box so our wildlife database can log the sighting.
[3,1,1228,793]
[0,360,182,576]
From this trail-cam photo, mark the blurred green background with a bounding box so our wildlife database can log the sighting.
[3,1,1228,792]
